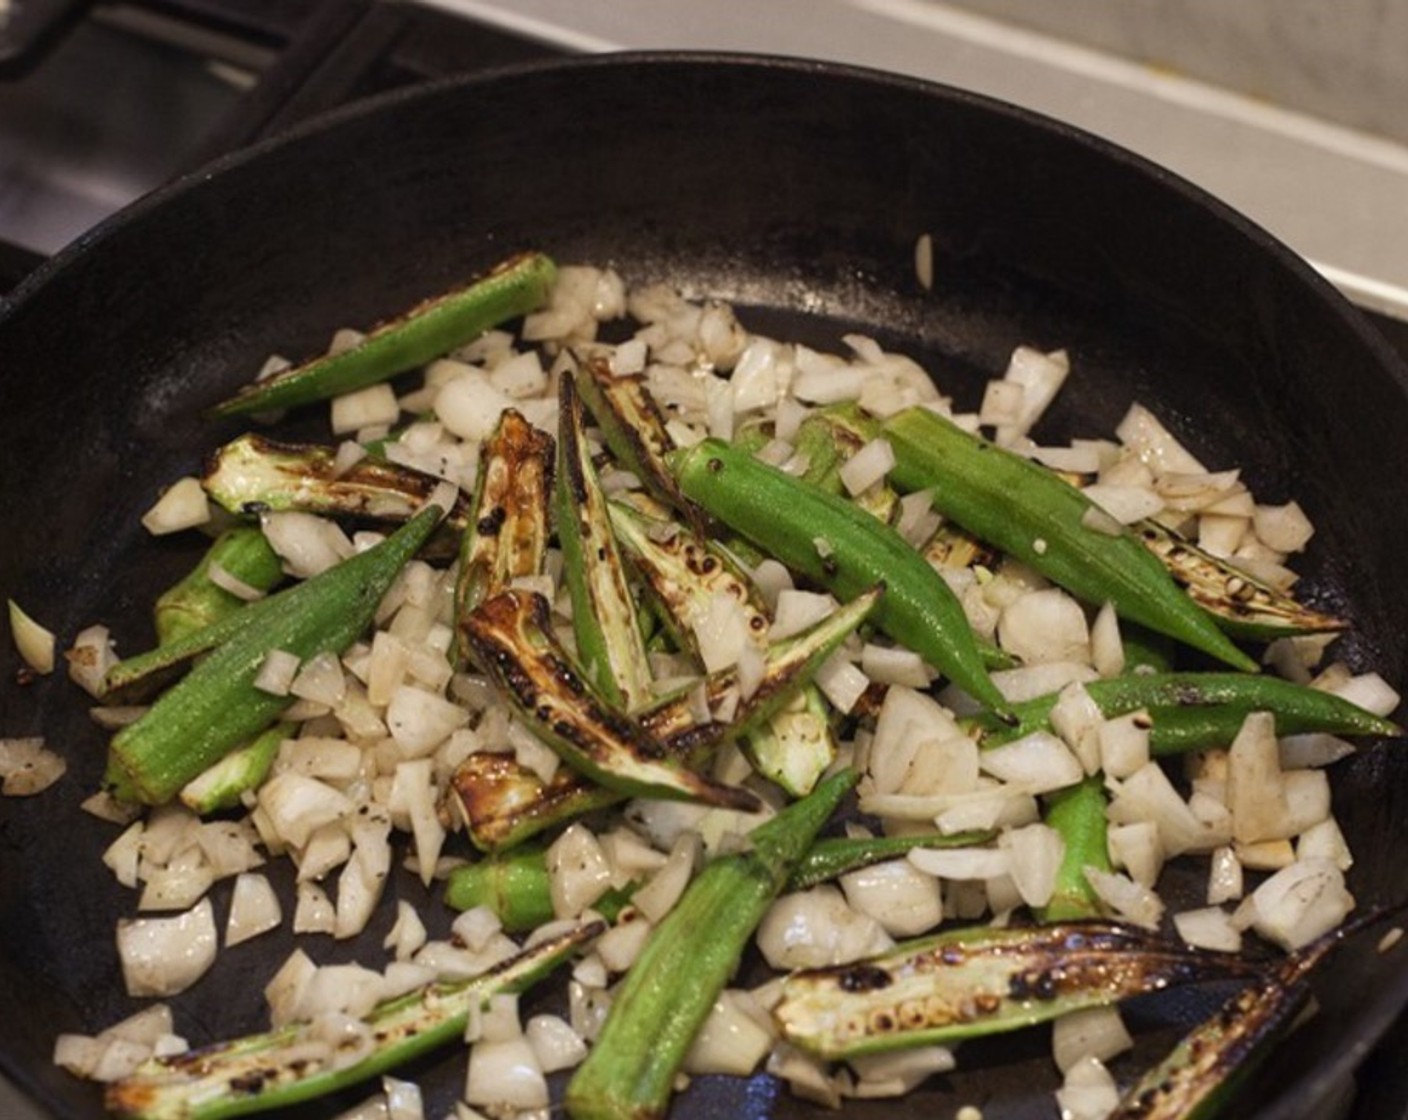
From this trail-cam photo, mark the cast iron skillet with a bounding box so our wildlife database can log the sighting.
[2,53,1408,1120]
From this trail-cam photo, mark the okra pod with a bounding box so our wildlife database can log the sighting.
[564,768,858,1120]
[105,505,442,805]
[882,406,1259,672]
[773,921,1256,1061]
[966,671,1398,753]
[105,919,600,1120]
[461,590,759,811]
[1136,519,1345,639]
[452,408,555,665]
[1037,776,1111,923]
[792,404,899,522]
[451,588,880,849]
[210,252,557,416]
[1109,924,1347,1119]
[669,437,1011,717]
[571,353,690,514]
[556,375,654,710]
[178,722,289,815]
[154,528,284,646]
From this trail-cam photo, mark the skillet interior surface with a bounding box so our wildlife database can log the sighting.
[2,53,1408,1120]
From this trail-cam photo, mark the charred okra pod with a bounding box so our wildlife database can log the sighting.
[669,437,1011,717]
[773,920,1257,1061]
[452,408,555,664]
[211,251,557,416]
[105,919,600,1120]
[571,352,690,514]
[556,375,654,710]
[105,505,442,805]
[153,527,284,646]
[564,768,858,1120]
[882,406,1259,672]
[451,587,881,848]
[461,590,759,811]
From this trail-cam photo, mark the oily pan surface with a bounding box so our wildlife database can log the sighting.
[2,54,1407,1120]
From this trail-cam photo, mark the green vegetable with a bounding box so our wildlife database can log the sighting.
[105,919,600,1120]
[787,829,997,891]
[556,375,653,710]
[774,920,1257,1060]
[460,590,760,811]
[452,408,555,665]
[210,251,557,416]
[105,505,442,804]
[564,768,858,1120]
[965,671,1399,753]
[178,723,289,815]
[1037,776,1111,922]
[882,405,1259,672]
[669,437,1011,717]
[153,528,284,646]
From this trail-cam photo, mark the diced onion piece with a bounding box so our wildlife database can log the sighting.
[1048,681,1103,775]
[1253,500,1315,553]
[1248,858,1355,951]
[692,591,752,673]
[66,624,119,698]
[1322,671,1400,718]
[1083,867,1164,929]
[526,1014,588,1074]
[1107,762,1214,857]
[1227,711,1289,843]
[435,372,512,442]
[389,758,446,888]
[838,438,895,496]
[465,1036,548,1111]
[386,684,470,758]
[381,1076,425,1120]
[1296,817,1354,872]
[978,731,1084,794]
[261,511,353,579]
[1055,1055,1121,1120]
[770,590,837,642]
[1116,402,1206,475]
[116,899,218,997]
[1108,821,1163,888]
[594,911,654,974]
[839,859,943,937]
[226,872,282,946]
[141,477,210,536]
[1000,822,1064,908]
[860,644,932,689]
[1089,601,1125,678]
[1098,710,1150,780]
[906,846,1010,881]
[847,1045,956,1098]
[0,736,66,796]
[8,599,55,674]
[979,379,1024,428]
[756,886,892,970]
[331,383,399,435]
[1051,1006,1132,1074]
[684,990,776,1077]
[997,588,1090,665]
[1173,906,1242,952]
[631,831,699,923]
[1080,483,1164,526]
[253,649,301,696]
[815,654,868,715]
[546,824,612,918]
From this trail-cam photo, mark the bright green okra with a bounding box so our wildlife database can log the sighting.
[105,919,600,1120]
[564,768,858,1120]
[669,437,1011,717]
[153,527,284,646]
[882,405,1259,672]
[178,722,289,815]
[210,251,557,416]
[965,671,1399,754]
[1037,775,1111,923]
[105,504,442,805]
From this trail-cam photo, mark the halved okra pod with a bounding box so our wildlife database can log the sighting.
[556,374,654,711]
[882,405,1260,671]
[105,919,601,1120]
[964,670,1399,754]
[564,768,858,1120]
[210,251,557,416]
[669,437,1012,717]
[461,590,760,811]
[450,587,881,848]
[105,504,442,805]
[452,407,556,665]
[773,921,1258,1061]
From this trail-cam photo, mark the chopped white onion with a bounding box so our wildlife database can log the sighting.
[116,898,218,997]
[7,599,55,674]
[226,872,282,946]
[141,477,210,536]
[0,736,66,796]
